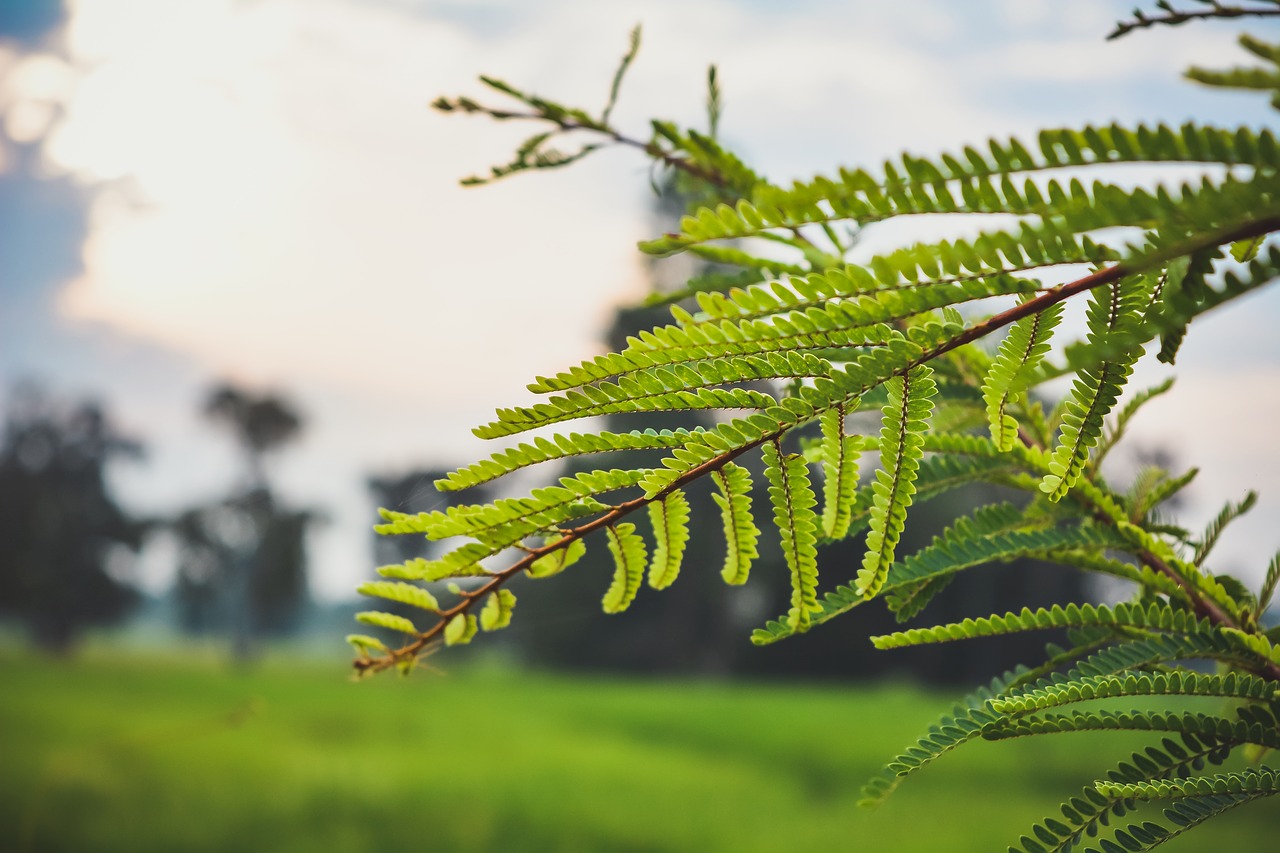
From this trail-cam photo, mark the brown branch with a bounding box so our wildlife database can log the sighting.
[1109,3,1280,40]
[1137,548,1280,681]
[356,435,767,675]
[358,213,1280,677]
[448,105,733,190]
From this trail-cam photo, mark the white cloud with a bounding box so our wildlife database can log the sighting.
[12,0,1280,599]
[50,0,646,408]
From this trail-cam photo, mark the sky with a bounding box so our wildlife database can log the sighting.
[2,0,1280,602]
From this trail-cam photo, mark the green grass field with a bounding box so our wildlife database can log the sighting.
[1,650,1275,851]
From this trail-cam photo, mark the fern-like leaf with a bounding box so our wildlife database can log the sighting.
[640,125,1280,257]
[712,461,759,585]
[1007,732,1238,853]
[983,299,1063,451]
[383,468,648,542]
[859,671,1022,808]
[983,707,1280,751]
[884,575,955,623]
[602,522,647,614]
[1080,792,1270,853]
[1041,277,1147,500]
[1193,491,1258,566]
[475,383,776,439]
[857,364,937,597]
[753,515,1126,646]
[356,581,441,613]
[647,489,691,589]
[346,633,389,654]
[526,538,587,579]
[818,402,861,539]
[356,610,418,636]
[1261,551,1280,611]
[437,428,700,491]
[990,671,1277,716]
[763,440,821,630]
[873,602,1213,650]
[1097,767,1280,800]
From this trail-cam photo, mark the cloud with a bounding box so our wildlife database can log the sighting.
[38,0,1280,412]
[8,0,1280,598]
[47,0,648,417]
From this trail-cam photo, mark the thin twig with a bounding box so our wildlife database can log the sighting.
[1109,3,1280,40]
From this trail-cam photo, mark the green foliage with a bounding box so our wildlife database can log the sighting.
[480,589,517,631]
[444,613,478,646]
[870,602,1217,650]
[857,365,937,598]
[357,11,1280,849]
[762,440,821,630]
[818,403,861,540]
[647,490,692,590]
[983,299,1063,451]
[1041,278,1146,500]
[712,461,759,585]
[355,581,440,613]
[355,610,418,636]
[527,537,586,579]
[603,522,647,614]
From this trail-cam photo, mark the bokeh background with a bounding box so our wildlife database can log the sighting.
[2,1,1279,850]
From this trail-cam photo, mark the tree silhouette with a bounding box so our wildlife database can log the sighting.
[171,383,313,661]
[203,384,302,488]
[0,387,145,653]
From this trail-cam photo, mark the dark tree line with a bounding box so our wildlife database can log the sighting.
[170,384,318,661]
[0,382,317,660]
[0,388,145,653]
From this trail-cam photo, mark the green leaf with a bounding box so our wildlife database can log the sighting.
[1261,551,1280,611]
[527,538,587,579]
[356,581,440,612]
[712,462,759,585]
[1097,767,1280,801]
[480,589,517,631]
[356,611,419,635]
[603,522,647,613]
[873,602,1214,650]
[819,402,862,539]
[444,613,478,646]
[983,299,1063,451]
[1006,732,1239,853]
[346,634,388,654]
[1230,235,1264,262]
[1041,277,1146,500]
[857,364,937,597]
[763,439,821,630]
[648,490,692,589]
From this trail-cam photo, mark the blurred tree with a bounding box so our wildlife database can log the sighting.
[172,383,314,661]
[0,386,145,653]
[203,384,302,489]
[171,490,317,644]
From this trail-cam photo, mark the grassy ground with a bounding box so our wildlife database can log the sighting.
[1,650,1275,852]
